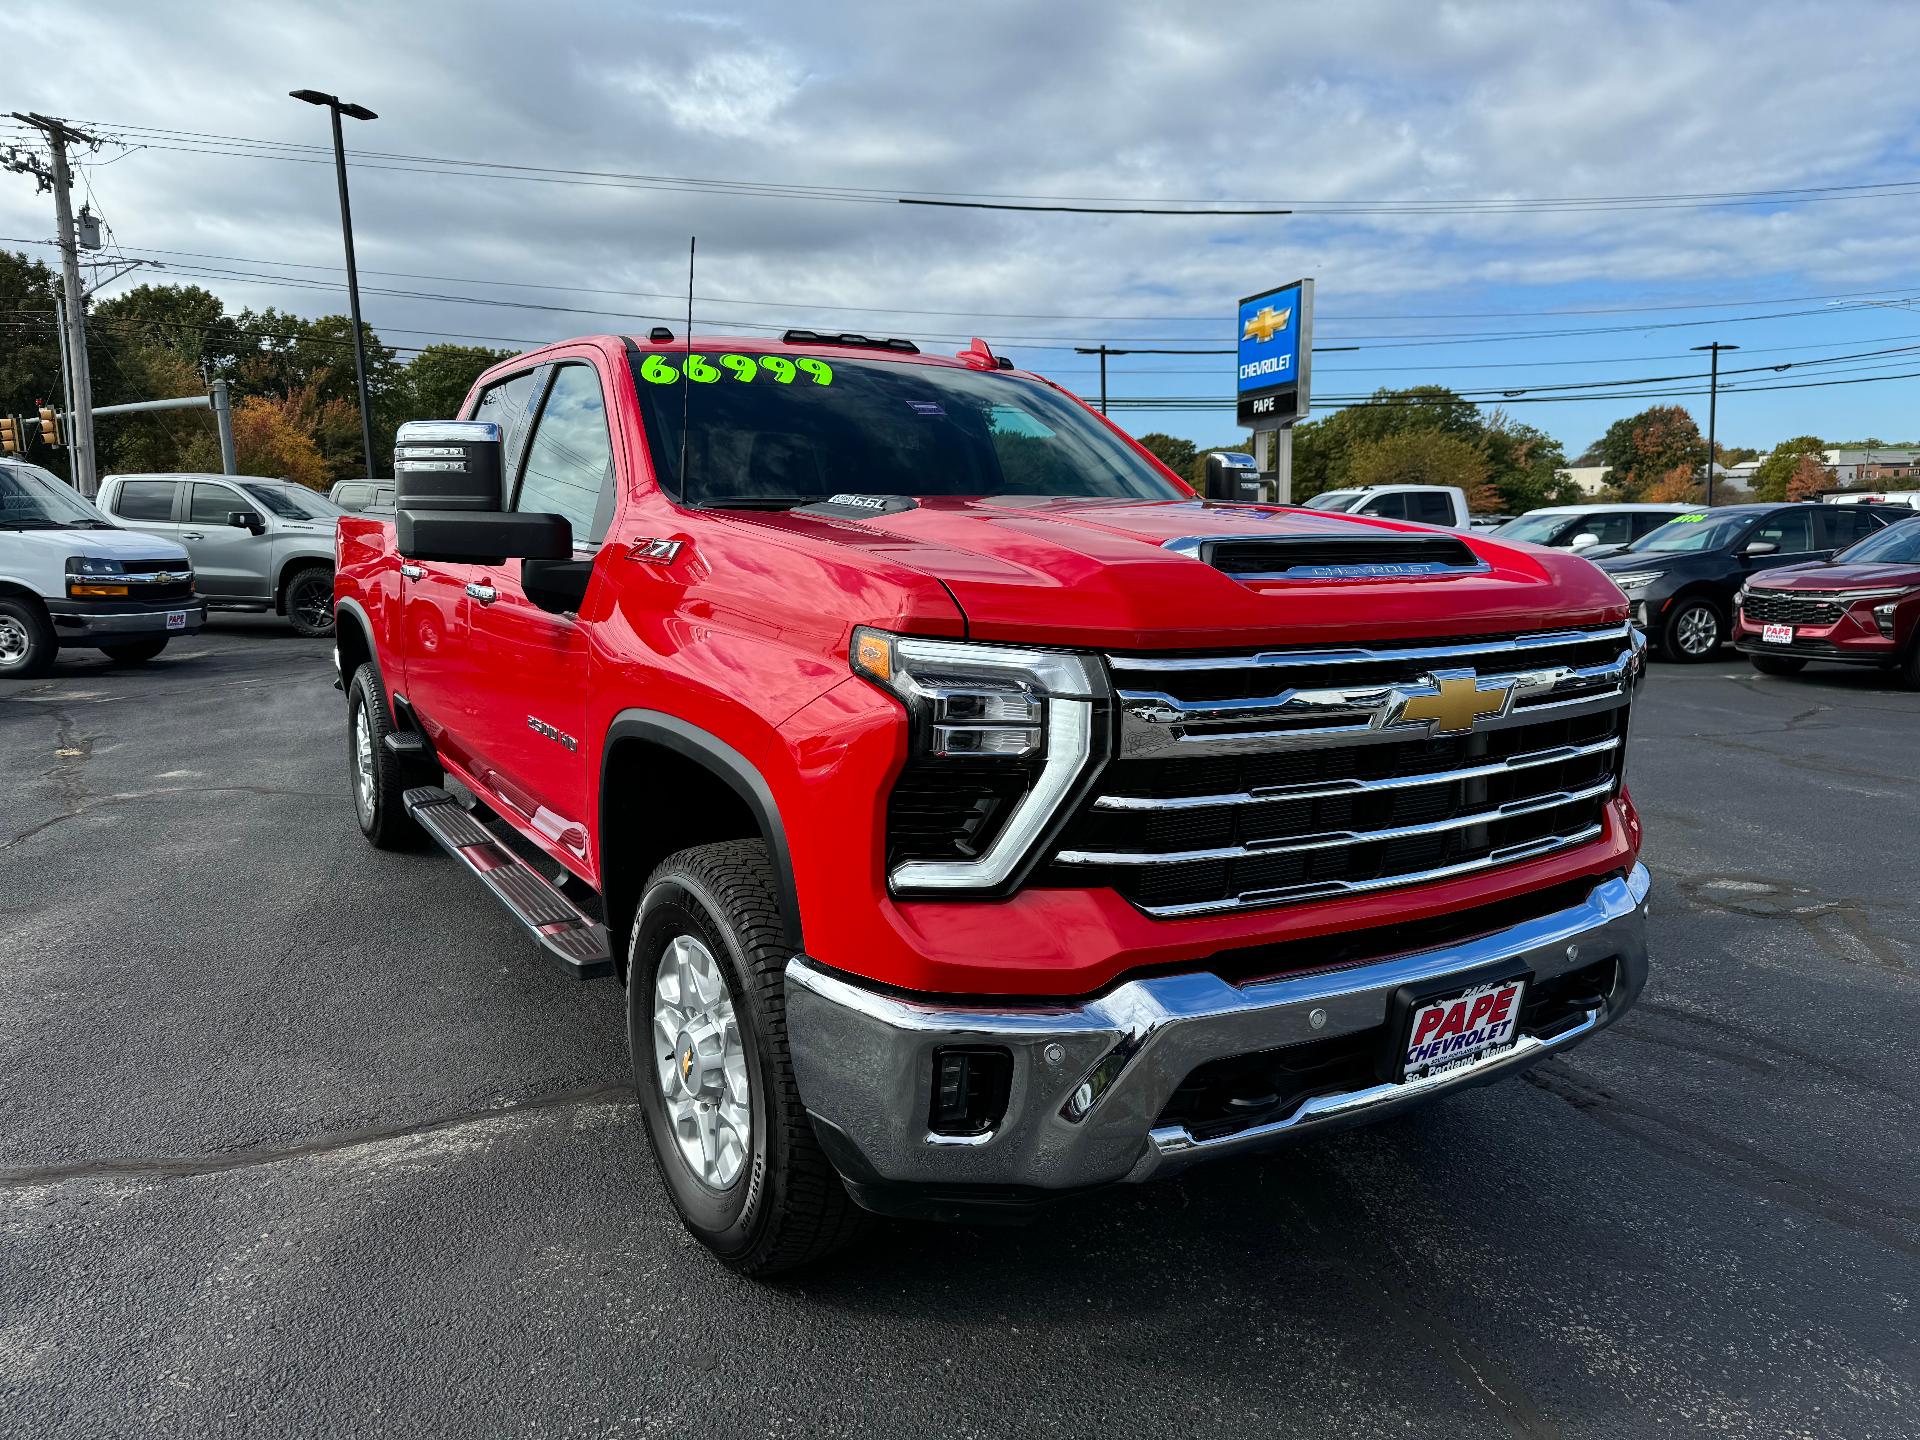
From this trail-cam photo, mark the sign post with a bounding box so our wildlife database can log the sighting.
[1236,278,1313,503]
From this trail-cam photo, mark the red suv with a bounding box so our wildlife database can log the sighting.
[1735,515,1920,684]
[333,331,1650,1274]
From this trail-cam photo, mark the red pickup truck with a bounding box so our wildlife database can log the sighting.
[333,331,1650,1275]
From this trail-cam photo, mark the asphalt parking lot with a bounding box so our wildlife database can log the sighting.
[3,620,1917,1439]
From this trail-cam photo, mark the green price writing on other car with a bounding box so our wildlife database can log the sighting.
[639,352,834,387]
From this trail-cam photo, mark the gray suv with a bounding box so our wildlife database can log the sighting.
[96,473,341,637]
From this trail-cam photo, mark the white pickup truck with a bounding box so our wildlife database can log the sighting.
[1300,484,1472,528]
[0,459,204,679]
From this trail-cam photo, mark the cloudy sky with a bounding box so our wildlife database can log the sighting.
[7,0,1920,454]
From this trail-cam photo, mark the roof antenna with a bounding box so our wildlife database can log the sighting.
[678,236,695,506]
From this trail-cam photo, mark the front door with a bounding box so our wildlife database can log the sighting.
[183,480,272,599]
[463,359,619,869]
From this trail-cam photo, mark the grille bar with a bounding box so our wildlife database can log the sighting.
[1091,735,1620,812]
[1058,779,1615,867]
[1107,623,1634,674]
[1740,591,1847,626]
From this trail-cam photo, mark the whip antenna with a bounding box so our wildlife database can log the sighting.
[679,236,695,505]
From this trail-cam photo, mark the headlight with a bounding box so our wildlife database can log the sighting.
[66,555,124,576]
[1609,570,1665,592]
[851,627,1108,892]
[1734,582,1750,609]
[1874,602,1899,638]
[65,555,129,598]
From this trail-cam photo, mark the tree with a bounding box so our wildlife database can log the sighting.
[1749,435,1827,502]
[0,250,71,481]
[1480,409,1578,512]
[1288,385,1483,501]
[1642,466,1703,504]
[1585,405,1703,499]
[1346,430,1494,509]
[1134,432,1197,477]
[1786,452,1832,501]
[402,343,514,422]
[230,386,337,490]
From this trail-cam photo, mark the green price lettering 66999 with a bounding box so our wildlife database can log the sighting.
[640,353,834,387]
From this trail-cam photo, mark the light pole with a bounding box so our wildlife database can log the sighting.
[1692,342,1738,505]
[290,89,379,480]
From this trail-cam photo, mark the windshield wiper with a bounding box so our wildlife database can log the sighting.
[693,496,817,511]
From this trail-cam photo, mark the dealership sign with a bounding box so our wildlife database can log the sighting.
[1237,277,1313,429]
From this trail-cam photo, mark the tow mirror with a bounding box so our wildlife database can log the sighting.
[227,509,265,534]
[393,419,504,511]
[1743,540,1779,556]
[1569,532,1599,549]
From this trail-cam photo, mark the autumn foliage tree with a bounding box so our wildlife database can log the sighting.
[1750,435,1828,501]
[230,387,337,490]
[1641,466,1704,504]
[1346,430,1498,510]
[1786,452,1833,501]
[1587,405,1705,499]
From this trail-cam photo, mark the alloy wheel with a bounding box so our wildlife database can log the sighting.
[1677,605,1718,656]
[351,701,376,826]
[652,933,752,1190]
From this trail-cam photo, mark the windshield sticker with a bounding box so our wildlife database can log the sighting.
[1675,512,1708,522]
[639,352,833,386]
[905,400,945,416]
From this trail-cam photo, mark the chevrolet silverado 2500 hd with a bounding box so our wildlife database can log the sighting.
[333,331,1650,1275]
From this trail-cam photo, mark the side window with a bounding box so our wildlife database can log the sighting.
[514,364,616,544]
[189,482,245,525]
[1818,507,1875,548]
[1631,512,1673,539]
[1583,513,1635,545]
[1409,492,1456,525]
[113,480,178,521]
[1360,492,1409,519]
[467,369,542,488]
[1752,509,1814,553]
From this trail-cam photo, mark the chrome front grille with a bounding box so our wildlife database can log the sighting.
[1740,590,1846,627]
[1046,625,1640,918]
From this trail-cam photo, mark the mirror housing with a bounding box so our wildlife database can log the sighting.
[397,509,572,565]
[1569,532,1599,549]
[1743,540,1779,556]
[393,419,504,511]
[522,557,595,615]
[227,509,266,534]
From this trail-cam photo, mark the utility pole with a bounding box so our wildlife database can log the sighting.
[1073,345,1111,415]
[1692,342,1738,506]
[6,113,104,493]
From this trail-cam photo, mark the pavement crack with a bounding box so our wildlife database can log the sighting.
[1632,1000,1910,1101]
[0,1082,634,1189]
[0,785,344,852]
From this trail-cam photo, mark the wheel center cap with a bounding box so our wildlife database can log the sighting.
[671,1023,723,1101]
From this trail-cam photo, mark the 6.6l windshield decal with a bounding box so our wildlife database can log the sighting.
[638,353,834,386]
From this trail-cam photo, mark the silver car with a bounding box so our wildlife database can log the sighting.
[96,473,340,637]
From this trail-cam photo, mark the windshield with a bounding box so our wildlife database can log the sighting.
[1494,513,1578,545]
[238,482,343,520]
[1626,511,1752,554]
[630,353,1185,507]
[1836,516,1920,565]
[0,463,113,529]
[1302,490,1364,512]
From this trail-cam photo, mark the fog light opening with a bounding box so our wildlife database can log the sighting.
[928,1047,1012,1137]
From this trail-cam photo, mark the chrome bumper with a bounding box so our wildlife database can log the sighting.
[786,863,1649,1204]
[46,599,206,639]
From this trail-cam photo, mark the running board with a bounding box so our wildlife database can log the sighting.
[403,786,613,980]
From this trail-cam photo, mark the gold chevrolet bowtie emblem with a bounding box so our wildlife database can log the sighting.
[1242,305,1292,343]
[1391,672,1512,735]
[681,1047,694,1081]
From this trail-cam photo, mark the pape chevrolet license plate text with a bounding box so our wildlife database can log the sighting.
[1403,978,1527,1080]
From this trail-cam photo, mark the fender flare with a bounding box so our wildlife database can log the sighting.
[602,709,803,952]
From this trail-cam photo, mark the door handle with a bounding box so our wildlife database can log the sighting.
[465,582,498,604]
[182,531,205,540]
[399,564,424,581]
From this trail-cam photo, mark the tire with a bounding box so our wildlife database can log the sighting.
[1901,639,1920,692]
[346,662,428,849]
[284,566,336,638]
[1748,653,1806,677]
[1661,598,1722,662]
[0,596,55,680]
[629,839,865,1277]
[101,638,168,665]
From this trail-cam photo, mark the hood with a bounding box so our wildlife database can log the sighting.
[1594,550,1687,572]
[719,497,1629,649]
[1,525,190,564]
[1752,560,1920,590]
[1579,542,1633,561]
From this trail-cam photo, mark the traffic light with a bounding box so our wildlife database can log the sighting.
[36,405,59,447]
[0,416,17,454]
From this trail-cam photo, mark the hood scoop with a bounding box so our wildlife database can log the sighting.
[1165,532,1483,582]
[793,493,920,520]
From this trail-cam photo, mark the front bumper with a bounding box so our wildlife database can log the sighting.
[787,863,1650,1218]
[45,597,206,642]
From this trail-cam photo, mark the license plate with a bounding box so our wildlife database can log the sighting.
[1401,978,1527,1081]
[1761,622,1793,644]
[166,611,188,631]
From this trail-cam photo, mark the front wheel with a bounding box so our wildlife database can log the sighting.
[284,567,336,638]
[346,663,427,849]
[1662,599,1722,662]
[101,638,168,665]
[0,597,55,679]
[629,840,865,1276]
[1748,652,1806,676]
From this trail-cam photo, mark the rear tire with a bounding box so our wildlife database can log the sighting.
[284,566,336,638]
[629,839,866,1277]
[1748,653,1806,676]
[347,662,428,850]
[1901,639,1920,691]
[1662,599,1721,662]
[0,596,55,680]
[101,638,168,665]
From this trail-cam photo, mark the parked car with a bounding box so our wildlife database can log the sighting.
[1493,504,1695,555]
[1734,515,1920,686]
[1594,502,1913,661]
[330,479,395,513]
[334,330,1648,1275]
[1299,484,1470,527]
[0,458,203,678]
[96,472,343,637]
